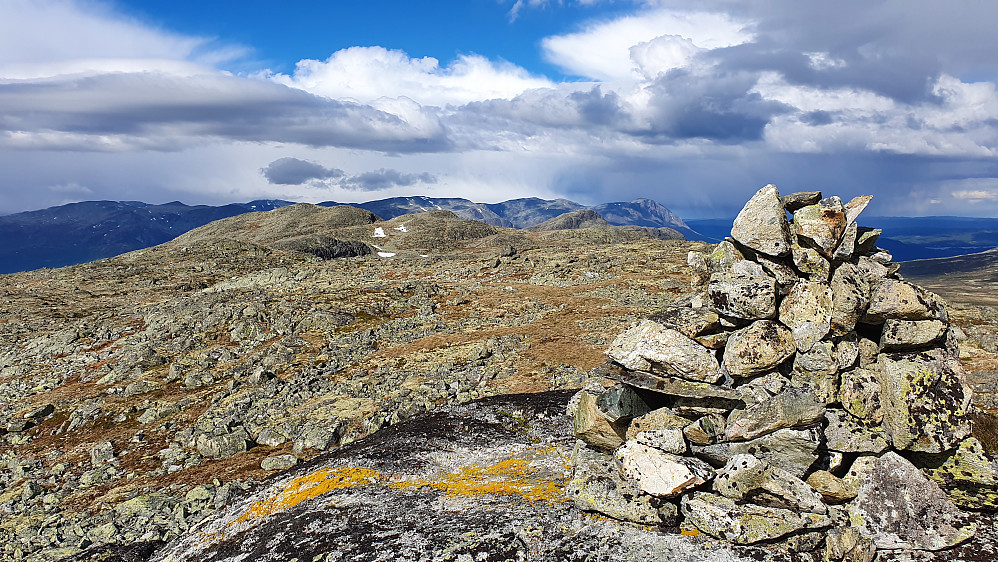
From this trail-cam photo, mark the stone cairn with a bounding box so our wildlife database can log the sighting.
[567,185,998,558]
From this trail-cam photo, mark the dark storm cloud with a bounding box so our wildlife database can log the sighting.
[261,158,344,185]
[343,169,437,191]
[0,73,452,153]
[639,67,791,142]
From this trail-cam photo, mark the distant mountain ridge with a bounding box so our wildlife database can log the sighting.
[0,196,693,274]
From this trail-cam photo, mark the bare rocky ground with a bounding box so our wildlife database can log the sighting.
[1,204,995,561]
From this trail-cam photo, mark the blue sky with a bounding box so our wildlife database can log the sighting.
[2,0,998,219]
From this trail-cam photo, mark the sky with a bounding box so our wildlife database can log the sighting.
[2,1,998,219]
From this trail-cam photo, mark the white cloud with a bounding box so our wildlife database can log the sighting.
[271,47,554,107]
[541,9,752,80]
[953,189,998,201]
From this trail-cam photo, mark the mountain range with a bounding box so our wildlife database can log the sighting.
[0,196,695,274]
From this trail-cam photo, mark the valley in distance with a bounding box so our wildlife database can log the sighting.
[0,193,997,561]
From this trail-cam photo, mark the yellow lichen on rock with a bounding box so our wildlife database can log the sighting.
[234,467,383,523]
[394,458,567,503]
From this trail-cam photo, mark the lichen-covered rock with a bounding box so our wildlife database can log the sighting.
[260,454,298,471]
[567,444,669,524]
[692,428,820,478]
[633,428,687,454]
[730,184,791,257]
[847,452,976,551]
[805,470,857,503]
[822,409,888,454]
[880,319,948,350]
[725,388,824,442]
[615,441,713,498]
[195,430,251,459]
[793,197,847,257]
[824,527,875,562]
[831,221,859,261]
[596,384,650,423]
[914,437,998,511]
[778,280,833,352]
[877,349,973,453]
[722,320,795,378]
[829,263,869,335]
[606,320,723,383]
[791,239,831,280]
[624,407,690,440]
[681,492,830,545]
[863,279,944,323]
[646,306,720,339]
[838,369,883,423]
[682,414,726,446]
[572,391,625,451]
[707,273,777,321]
[780,191,821,212]
[713,454,826,514]
[790,341,839,404]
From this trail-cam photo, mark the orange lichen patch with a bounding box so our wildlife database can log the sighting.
[393,458,567,504]
[233,467,383,524]
[680,528,701,537]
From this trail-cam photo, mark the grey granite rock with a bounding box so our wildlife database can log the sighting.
[730,184,791,257]
[847,452,976,551]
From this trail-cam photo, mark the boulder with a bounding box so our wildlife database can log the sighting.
[877,349,973,453]
[722,320,796,378]
[864,279,944,323]
[196,431,251,459]
[805,470,857,503]
[692,427,820,478]
[846,452,976,551]
[632,428,687,454]
[793,197,847,257]
[725,388,824,441]
[822,409,889,454]
[566,444,672,525]
[681,492,830,545]
[260,454,298,471]
[90,441,115,465]
[730,184,791,257]
[790,341,840,404]
[646,306,720,339]
[838,369,883,423]
[829,263,869,335]
[707,272,778,321]
[572,391,625,451]
[780,190,821,212]
[606,320,723,383]
[913,437,998,511]
[824,527,876,562]
[625,407,690,439]
[682,414,726,446]
[831,221,858,261]
[615,441,713,498]
[880,319,948,351]
[778,280,833,352]
[791,240,831,281]
[596,384,650,423]
[713,454,826,514]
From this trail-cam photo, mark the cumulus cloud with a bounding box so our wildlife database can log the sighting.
[261,158,344,185]
[271,46,553,107]
[4,0,998,219]
[541,9,751,80]
[47,181,92,194]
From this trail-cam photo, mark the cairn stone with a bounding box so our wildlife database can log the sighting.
[567,184,981,556]
[846,452,976,551]
[606,320,723,383]
[730,184,791,257]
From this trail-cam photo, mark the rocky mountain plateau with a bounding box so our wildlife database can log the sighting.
[1,191,996,561]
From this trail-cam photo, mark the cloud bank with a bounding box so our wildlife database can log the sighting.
[2,0,998,218]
